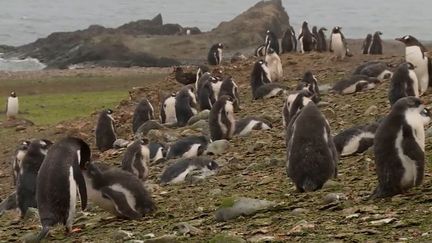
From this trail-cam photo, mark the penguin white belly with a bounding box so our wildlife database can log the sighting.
[183,144,202,158]
[340,132,374,156]
[109,184,137,212]
[164,97,177,124]
[66,167,77,229]
[225,103,236,136]
[341,84,356,94]
[85,179,116,214]
[263,88,283,98]
[7,97,19,118]
[331,34,345,58]
[406,47,429,95]
[211,81,223,100]
[153,148,164,161]
[405,108,428,151]
[408,69,420,97]
[377,70,393,81]
[238,120,260,136]
[217,49,223,64]
[170,166,196,184]
[395,130,417,188]
[299,37,304,53]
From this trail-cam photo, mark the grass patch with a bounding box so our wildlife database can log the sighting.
[0,91,127,125]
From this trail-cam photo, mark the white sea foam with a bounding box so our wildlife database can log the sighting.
[0,57,46,71]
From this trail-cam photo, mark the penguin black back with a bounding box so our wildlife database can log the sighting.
[317,27,327,52]
[160,157,219,184]
[175,85,198,127]
[369,31,383,55]
[95,109,117,152]
[362,34,372,54]
[132,99,155,133]
[281,26,297,53]
[298,21,315,53]
[209,95,236,141]
[207,43,224,65]
[219,76,241,112]
[166,135,209,159]
[250,60,271,98]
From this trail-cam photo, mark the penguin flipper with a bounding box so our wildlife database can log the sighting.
[73,164,87,210]
[101,187,142,219]
[329,37,333,52]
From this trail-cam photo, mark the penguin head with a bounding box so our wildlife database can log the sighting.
[366,34,372,39]
[139,138,149,146]
[375,31,383,36]
[404,62,416,70]
[302,71,315,83]
[312,26,317,32]
[332,26,342,33]
[302,21,308,28]
[319,27,327,32]
[395,97,431,125]
[10,91,17,97]
[206,160,219,171]
[267,48,276,55]
[106,109,113,115]
[27,139,53,157]
[217,43,224,49]
[17,140,31,151]
[395,35,420,46]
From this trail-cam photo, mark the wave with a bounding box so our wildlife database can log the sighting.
[0,56,46,71]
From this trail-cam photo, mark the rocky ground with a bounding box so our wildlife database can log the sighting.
[2,47,432,242]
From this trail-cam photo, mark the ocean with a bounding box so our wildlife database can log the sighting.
[0,0,431,71]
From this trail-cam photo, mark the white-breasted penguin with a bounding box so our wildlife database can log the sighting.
[281,26,297,53]
[331,75,381,94]
[11,140,30,185]
[175,85,198,127]
[250,60,285,99]
[83,162,156,219]
[160,92,177,124]
[298,21,315,53]
[388,62,419,105]
[334,122,380,156]
[317,27,328,52]
[166,135,209,159]
[148,142,166,163]
[95,109,117,152]
[132,98,155,134]
[254,44,267,57]
[265,48,283,82]
[209,95,236,141]
[16,139,52,218]
[265,30,280,54]
[369,31,383,55]
[218,76,241,112]
[362,34,372,54]
[396,35,431,95]
[296,71,320,103]
[6,91,19,120]
[121,139,150,181]
[372,97,431,198]
[36,137,89,241]
[196,65,210,83]
[286,102,338,192]
[160,157,219,185]
[207,43,224,65]
[329,26,352,60]
[352,61,393,81]
[234,117,272,136]
[282,91,313,127]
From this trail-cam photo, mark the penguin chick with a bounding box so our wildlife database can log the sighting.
[281,26,297,53]
[209,95,236,141]
[353,61,393,80]
[175,85,198,127]
[160,92,177,125]
[121,139,150,181]
[250,60,272,98]
[388,62,419,105]
[282,91,313,127]
[331,75,381,94]
[296,71,320,103]
[148,142,166,163]
[132,98,155,134]
[218,76,241,112]
[11,140,30,185]
[160,157,219,185]
[95,109,117,152]
[334,122,380,156]
[234,117,272,136]
[166,135,209,159]
[265,48,283,82]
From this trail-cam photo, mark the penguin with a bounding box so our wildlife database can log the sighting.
[148,142,166,163]
[371,96,431,198]
[160,157,219,185]
[362,34,372,54]
[329,26,351,60]
[160,92,177,124]
[312,26,320,51]
[121,139,150,181]
[6,91,19,120]
[265,48,283,82]
[210,77,223,102]
[207,43,224,65]
[388,62,419,105]
[36,137,89,241]
[209,95,236,141]
[95,109,117,152]
[282,91,313,127]
[254,44,267,57]
[286,102,338,192]
[174,67,196,85]
[317,27,328,52]
[196,71,212,92]
[298,21,315,53]
[196,65,210,83]
[83,162,156,219]
[234,117,272,136]
[218,76,241,112]
[16,139,52,218]
[281,26,297,53]
[369,31,383,55]
[0,192,17,215]
[250,60,272,97]
[254,83,286,100]
[11,140,30,185]
[331,75,381,94]
[175,85,198,127]
[197,77,216,110]
[334,122,380,156]
[132,98,155,134]
[396,35,430,95]
[265,30,280,54]
[353,61,393,81]
[296,71,320,103]
[166,135,209,159]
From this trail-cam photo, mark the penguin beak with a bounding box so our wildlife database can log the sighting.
[395,37,403,42]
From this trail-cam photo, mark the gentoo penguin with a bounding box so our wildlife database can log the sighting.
[331,75,381,94]
[196,65,210,83]
[362,34,372,54]
[312,26,319,50]
[369,31,383,55]
[265,48,283,82]
[282,91,313,127]
[121,139,150,181]
[250,60,272,97]
[254,83,286,100]
[6,91,19,120]
[298,21,315,53]
[372,97,431,198]
[388,62,419,105]
[11,140,30,185]
[265,30,280,54]
[175,85,198,127]
[396,35,430,95]
[160,92,177,124]
[160,157,219,185]
[207,43,224,65]
[83,162,156,219]
[334,122,380,156]
[95,109,117,152]
[218,76,241,112]
[234,117,272,136]
[16,139,52,218]
[148,142,166,162]
[197,77,217,110]
[166,135,209,159]
[329,26,352,60]
[209,95,236,141]
[254,44,267,57]
[317,27,328,52]
[286,102,338,192]
[174,67,196,85]
[281,26,297,53]
[353,61,393,81]
[132,98,155,133]
[36,137,89,241]
[296,71,320,103]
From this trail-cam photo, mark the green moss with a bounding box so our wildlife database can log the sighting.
[219,197,237,208]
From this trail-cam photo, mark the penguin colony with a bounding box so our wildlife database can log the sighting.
[2,19,432,242]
